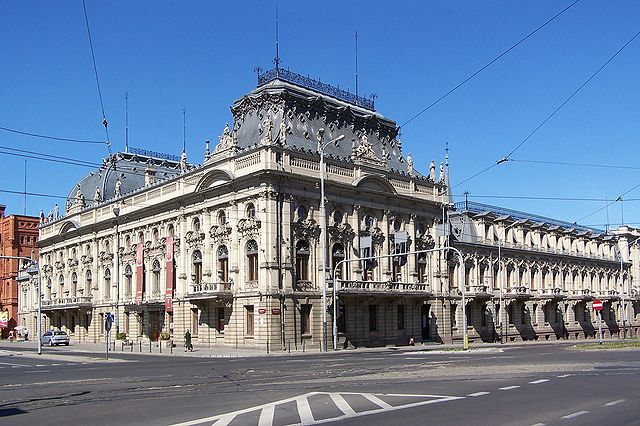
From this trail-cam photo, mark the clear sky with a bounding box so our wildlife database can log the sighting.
[2,1,638,230]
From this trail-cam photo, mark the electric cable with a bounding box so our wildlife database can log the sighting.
[0,126,105,144]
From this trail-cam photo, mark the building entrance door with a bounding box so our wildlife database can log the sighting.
[421,304,430,339]
[149,311,160,341]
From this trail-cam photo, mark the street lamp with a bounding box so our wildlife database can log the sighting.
[113,207,120,335]
[316,128,345,352]
[1,255,41,355]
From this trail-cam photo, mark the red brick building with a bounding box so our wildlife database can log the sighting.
[0,205,39,338]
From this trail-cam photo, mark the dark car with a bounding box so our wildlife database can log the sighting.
[41,330,70,346]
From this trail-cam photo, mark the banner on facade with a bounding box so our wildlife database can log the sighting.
[0,311,8,329]
[165,235,174,312]
[136,242,143,304]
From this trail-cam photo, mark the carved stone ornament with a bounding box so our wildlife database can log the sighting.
[354,133,378,161]
[210,224,232,243]
[278,119,291,145]
[99,251,114,266]
[185,231,206,248]
[370,227,385,248]
[328,223,356,244]
[214,123,236,154]
[66,258,79,268]
[55,260,65,271]
[237,217,261,239]
[293,219,321,242]
[260,116,274,146]
[415,234,435,251]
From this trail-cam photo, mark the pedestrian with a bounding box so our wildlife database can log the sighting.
[184,329,193,352]
[24,328,29,341]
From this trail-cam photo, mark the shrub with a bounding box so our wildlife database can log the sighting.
[160,331,171,340]
[116,332,127,340]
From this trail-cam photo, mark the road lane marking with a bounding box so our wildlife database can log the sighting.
[467,392,490,397]
[362,393,392,409]
[24,370,51,373]
[557,374,572,378]
[330,393,356,416]
[296,395,315,423]
[531,423,546,426]
[258,404,275,426]
[561,411,589,419]
[499,386,520,390]
[604,399,626,407]
[212,414,234,426]
[529,379,549,384]
[0,361,30,367]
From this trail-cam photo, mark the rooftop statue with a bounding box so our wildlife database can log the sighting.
[429,160,436,181]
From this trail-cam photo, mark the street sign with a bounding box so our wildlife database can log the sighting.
[105,312,114,333]
[0,311,8,328]
[593,299,603,311]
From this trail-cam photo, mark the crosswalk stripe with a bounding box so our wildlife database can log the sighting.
[296,395,315,423]
[258,404,275,426]
[330,393,356,416]
[362,393,392,409]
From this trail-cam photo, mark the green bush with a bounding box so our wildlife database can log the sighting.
[116,332,127,340]
[160,331,171,340]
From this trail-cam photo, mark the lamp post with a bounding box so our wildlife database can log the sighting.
[1,255,41,355]
[332,246,467,350]
[317,128,345,352]
[113,207,120,335]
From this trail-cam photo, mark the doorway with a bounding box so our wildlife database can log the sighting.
[421,304,430,339]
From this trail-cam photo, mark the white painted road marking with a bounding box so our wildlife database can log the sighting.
[467,391,490,397]
[604,399,626,407]
[296,395,315,423]
[170,392,463,426]
[499,386,520,390]
[529,379,549,384]
[557,374,572,378]
[530,423,546,426]
[561,410,589,419]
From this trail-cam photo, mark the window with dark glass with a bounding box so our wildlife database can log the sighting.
[125,264,133,296]
[295,240,310,282]
[192,250,203,284]
[397,305,405,330]
[217,245,229,283]
[369,305,377,331]
[246,203,256,219]
[331,244,345,280]
[104,268,111,299]
[152,259,161,294]
[246,240,258,282]
[301,304,311,335]
[245,305,254,336]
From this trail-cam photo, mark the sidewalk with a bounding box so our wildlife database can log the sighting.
[0,336,599,360]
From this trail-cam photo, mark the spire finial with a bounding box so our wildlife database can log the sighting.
[274,3,280,77]
[182,107,186,153]
[355,30,359,100]
[125,91,129,153]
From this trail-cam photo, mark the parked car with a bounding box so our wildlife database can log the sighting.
[41,330,70,346]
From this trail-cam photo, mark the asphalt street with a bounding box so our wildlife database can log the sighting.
[0,341,638,425]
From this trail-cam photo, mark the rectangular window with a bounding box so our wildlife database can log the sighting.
[301,304,311,335]
[245,305,254,336]
[248,254,258,282]
[191,308,199,336]
[99,313,105,335]
[337,303,346,333]
[508,304,514,325]
[218,308,225,333]
[124,312,130,334]
[397,305,405,330]
[481,304,487,327]
[451,304,457,328]
[368,305,377,332]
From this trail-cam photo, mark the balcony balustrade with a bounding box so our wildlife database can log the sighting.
[184,281,232,300]
[338,280,430,295]
[41,296,93,311]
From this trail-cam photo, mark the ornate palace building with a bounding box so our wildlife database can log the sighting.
[19,70,640,349]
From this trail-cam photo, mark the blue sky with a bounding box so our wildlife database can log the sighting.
[2,1,639,230]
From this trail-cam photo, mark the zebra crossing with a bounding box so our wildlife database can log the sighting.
[173,391,463,426]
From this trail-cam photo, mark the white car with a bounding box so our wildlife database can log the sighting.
[41,330,70,346]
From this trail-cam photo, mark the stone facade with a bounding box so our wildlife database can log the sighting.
[20,72,640,349]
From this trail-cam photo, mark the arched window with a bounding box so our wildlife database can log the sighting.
[125,235,131,248]
[192,250,203,284]
[104,240,111,253]
[332,210,343,226]
[167,224,175,236]
[125,264,133,296]
[58,274,65,297]
[192,217,201,232]
[71,272,78,296]
[246,203,256,219]
[363,214,374,231]
[152,259,161,295]
[217,210,226,226]
[417,253,427,283]
[85,270,92,290]
[296,205,308,223]
[45,278,52,299]
[152,228,159,243]
[295,240,310,281]
[104,268,111,299]
[138,232,144,243]
[331,244,345,280]
[246,240,258,282]
[217,245,229,283]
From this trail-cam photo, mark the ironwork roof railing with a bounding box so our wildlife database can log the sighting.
[455,201,603,233]
[257,68,376,111]
[129,146,181,163]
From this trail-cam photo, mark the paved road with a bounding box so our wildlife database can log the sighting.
[1,341,638,425]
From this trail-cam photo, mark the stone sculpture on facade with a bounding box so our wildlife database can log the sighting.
[260,117,273,145]
[429,160,436,181]
[216,123,233,153]
[114,179,122,198]
[94,186,102,204]
[407,153,413,174]
[439,162,445,183]
[278,119,290,145]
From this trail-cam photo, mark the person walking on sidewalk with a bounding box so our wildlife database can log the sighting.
[184,329,193,352]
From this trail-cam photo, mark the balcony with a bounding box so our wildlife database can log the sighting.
[505,286,532,299]
[338,280,431,296]
[293,280,315,292]
[538,287,567,300]
[567,288,595,300]
[464,285,494,299]
[41,296,93,311]
[597,290,621,301]
[184,282,232,301]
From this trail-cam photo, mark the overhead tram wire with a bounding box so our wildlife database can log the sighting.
[0,126,105,144]
[510,158,640,171]
[0,149,99,168]
[399,0,581,130]
[0,145,100,168]
[453,30,640,190]
[576,180,640,224]
[82,0,111,155]
[452,193,640,202]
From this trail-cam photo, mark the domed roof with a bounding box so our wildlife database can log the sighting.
[66,151,184,210]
